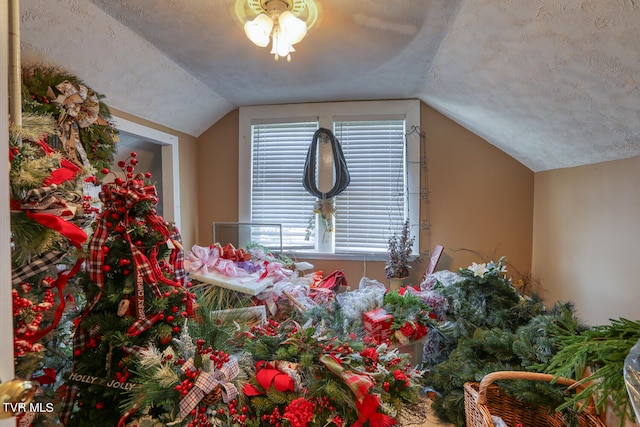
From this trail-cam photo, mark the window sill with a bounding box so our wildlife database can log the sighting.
[283,251,387,262]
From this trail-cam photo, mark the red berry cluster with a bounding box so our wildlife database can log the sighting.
[184,405,211,427]
[80,194,100,215]
[224,399,250,426]
[174,367,197,397]
[100,151,152,181]
[29,92,50,104]
[210,351,230,370]
[12,286,56,356]
[114,360,131,383]
[318,340,354,358]
[259,405,283,426]
[359,347,380,372]
[250,319,282,336]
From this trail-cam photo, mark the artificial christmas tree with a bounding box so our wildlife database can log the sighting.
[9,65,119,426]
[61,154,195,426]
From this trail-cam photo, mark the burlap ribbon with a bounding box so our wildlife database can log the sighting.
[49,80,106,167]
[179,357,239,419]
[49,81,101,128]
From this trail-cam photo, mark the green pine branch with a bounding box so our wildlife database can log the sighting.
[545,318,640,425]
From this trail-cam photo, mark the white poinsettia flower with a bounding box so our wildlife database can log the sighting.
[469,262,488,277]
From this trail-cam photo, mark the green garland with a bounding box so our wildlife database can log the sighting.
[425,258,586,426]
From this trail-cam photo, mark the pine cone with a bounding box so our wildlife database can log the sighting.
[201,387,222,405]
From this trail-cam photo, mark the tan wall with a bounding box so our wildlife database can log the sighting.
[196,102,534,287]
[196,109,240,245]
[110,108,199,248]
[533,156,640,325]
[424,104,534,283]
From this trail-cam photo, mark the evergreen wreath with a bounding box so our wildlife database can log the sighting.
[21,65,118,174]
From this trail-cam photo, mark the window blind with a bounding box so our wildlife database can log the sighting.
[251,121,318,251]
[333,120,406,253]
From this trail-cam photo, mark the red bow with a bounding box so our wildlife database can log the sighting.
[353,394,397,427]
[214,242,251,262]
[25,210,87,247]
[243,361,295,396]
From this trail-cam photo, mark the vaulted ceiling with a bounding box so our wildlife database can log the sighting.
[19,0,640,172]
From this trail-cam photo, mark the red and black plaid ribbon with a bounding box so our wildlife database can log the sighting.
[58,383,78,426]
[86,175,186,336]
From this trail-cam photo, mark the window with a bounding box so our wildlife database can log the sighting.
[239,100,420,258]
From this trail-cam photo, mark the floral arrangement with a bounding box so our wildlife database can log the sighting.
[125,315,428,426]
[383,289,434,345]
[385,220,415,279]
[462,256,508,280]
[122,322,242,427]
[235,319,426,427]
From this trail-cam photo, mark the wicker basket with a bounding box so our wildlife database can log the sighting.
[464,371,606,427]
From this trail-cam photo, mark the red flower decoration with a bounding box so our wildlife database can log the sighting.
[283,397,315,427]
[399,322,415,337]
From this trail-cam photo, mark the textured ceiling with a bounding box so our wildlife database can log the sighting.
[19,0,640,172]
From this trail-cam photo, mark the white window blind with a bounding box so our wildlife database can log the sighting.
[333,120,406,253]
[251,121,318,250]
[240,100,421,257]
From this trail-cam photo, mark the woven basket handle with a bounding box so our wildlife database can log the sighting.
[477,371,578,405]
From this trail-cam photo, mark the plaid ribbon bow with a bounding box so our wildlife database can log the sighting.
[86,175,185,336]
[179,357,239,419]
[320,354,397,427]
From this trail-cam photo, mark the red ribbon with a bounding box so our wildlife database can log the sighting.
[242,361,295,396]
[18,258,84,343]
[214,242,251,262]
[32,368,57,386]
[353,394,397,427]
[25,210,87,248]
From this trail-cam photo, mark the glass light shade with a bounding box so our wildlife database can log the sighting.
[278,10,307,45]
[244,13,273,47]
[270,27,294,59]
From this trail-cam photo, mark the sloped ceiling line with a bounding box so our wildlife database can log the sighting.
[19,0,640,172]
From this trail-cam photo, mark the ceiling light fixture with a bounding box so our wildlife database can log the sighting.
[244,0,308,62]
